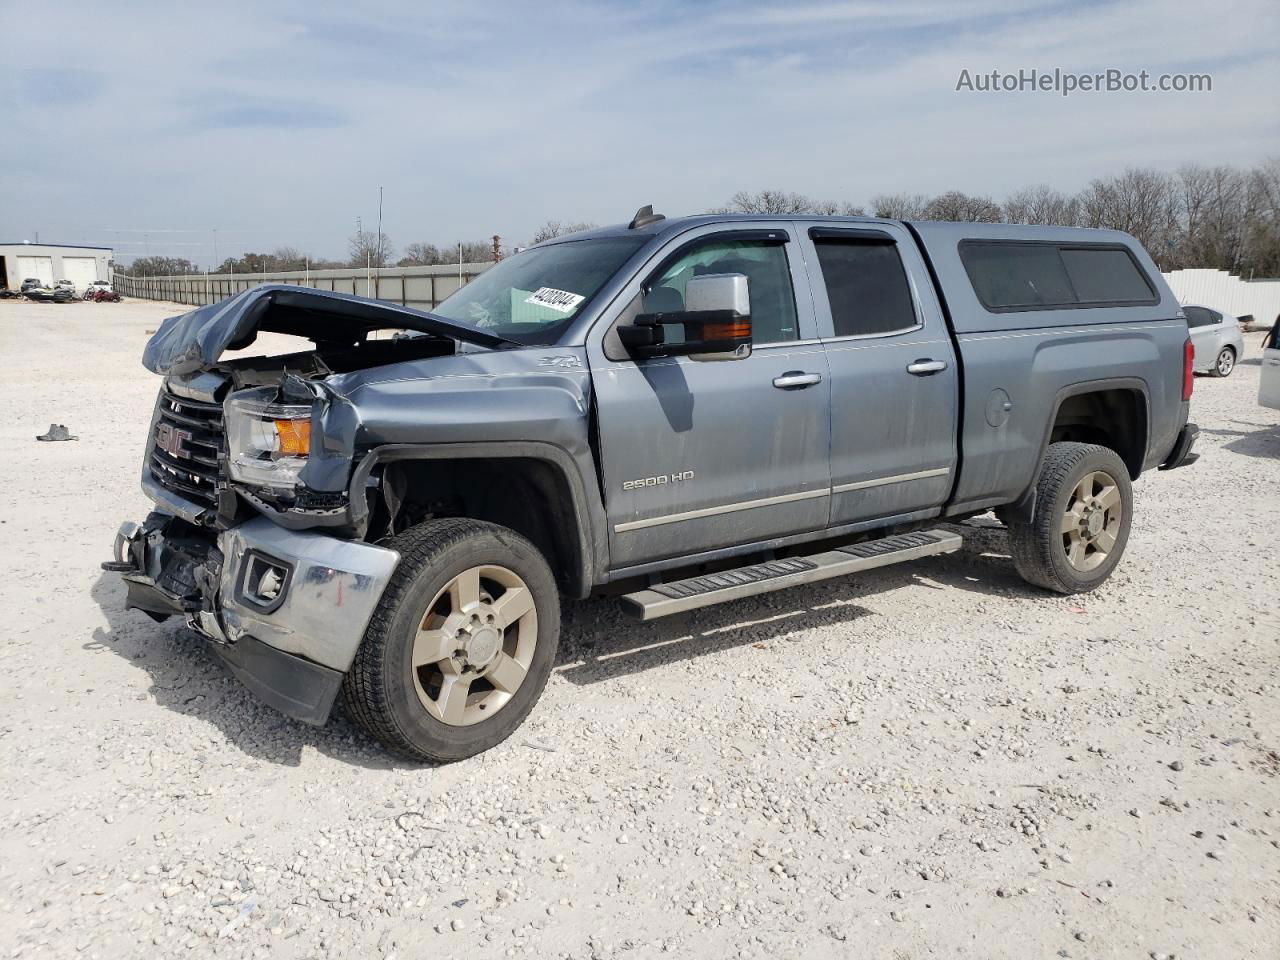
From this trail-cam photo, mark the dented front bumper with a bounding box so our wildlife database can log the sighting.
[107,512,399,725]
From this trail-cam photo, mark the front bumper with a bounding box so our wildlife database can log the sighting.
[107,512,399,724]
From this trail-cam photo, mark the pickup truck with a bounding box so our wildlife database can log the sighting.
[106,207,1199,761]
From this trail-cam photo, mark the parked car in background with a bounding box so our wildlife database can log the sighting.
[83,279,114,299]
[1184,304,1244,377]
[1261,316,1280,410]
[20,278,43,293]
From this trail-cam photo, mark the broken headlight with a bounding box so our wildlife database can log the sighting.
[226,388,313,492]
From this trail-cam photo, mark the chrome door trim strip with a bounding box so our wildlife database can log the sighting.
[831,467,950,494]
[613,487,830,533]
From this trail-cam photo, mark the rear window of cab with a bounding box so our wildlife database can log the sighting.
[959,240,1157,312]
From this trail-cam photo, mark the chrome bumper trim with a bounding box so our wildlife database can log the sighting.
[218,518,400,672]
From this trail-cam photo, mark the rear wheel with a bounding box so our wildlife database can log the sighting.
[1008,442,1133,594]
[1210,346,1236,377]
[342,518,560,762]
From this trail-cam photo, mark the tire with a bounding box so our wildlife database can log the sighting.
[1210,346,1236,378]
[342,518,560,762]
[1007,442,1133,595]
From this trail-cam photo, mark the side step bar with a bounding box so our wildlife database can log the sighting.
[619,529,962,621]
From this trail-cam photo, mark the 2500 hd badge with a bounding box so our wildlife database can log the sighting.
[622,470,695,491]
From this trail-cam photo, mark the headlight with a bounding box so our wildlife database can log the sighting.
[226,388,313,490]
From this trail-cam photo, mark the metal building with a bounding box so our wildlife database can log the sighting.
[0,242,113,292]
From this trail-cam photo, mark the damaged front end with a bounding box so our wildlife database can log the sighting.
[105,286,508,722]
[105,511,400,724]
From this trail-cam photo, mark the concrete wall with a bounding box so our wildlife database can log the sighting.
[113,262,496,311]
[1163,268,1280,328]
[1,245,112,289]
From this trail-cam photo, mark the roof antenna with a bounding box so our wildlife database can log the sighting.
[628,204,666,229]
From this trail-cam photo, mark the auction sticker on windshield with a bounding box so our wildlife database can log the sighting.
[524,287,585,314]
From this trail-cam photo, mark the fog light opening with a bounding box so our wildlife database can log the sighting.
[256,566,284,602]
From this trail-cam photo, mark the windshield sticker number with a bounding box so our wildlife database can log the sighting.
[524,287,585,314]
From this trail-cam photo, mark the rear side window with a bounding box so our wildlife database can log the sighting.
[813,239,917,337]
[1184,306,1214,328]
[960,241,1157,311]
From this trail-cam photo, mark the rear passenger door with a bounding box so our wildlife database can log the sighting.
[799,224,959,526]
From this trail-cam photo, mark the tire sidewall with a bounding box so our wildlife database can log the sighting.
[1045,448,1133,591]
[379,528,559,761]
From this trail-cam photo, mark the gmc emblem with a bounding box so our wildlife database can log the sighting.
[155,422,193,460]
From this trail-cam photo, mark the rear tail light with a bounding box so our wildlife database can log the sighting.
[1182,338,1194,401]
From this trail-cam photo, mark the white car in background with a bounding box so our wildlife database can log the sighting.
[1261,316,1280,410]
[1184,304,1245,377]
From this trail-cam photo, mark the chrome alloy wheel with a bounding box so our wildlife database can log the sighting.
[1216,348,1235,376]
[1060,470,1123,572]
[411,565,538,726]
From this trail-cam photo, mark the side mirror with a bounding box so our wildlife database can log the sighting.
[618,273,752,361]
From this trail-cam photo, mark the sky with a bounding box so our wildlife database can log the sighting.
[1,0,1277,267]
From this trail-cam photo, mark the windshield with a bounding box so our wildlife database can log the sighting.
[431,236,647,345]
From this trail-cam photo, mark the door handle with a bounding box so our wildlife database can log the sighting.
[907,359,948,376]
[772,371,823,389]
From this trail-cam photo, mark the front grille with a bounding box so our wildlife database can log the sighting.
[148,389,226,508]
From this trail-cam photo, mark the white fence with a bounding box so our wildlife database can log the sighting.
[113,262,496,311]
[1162,268,1280,327]
[114,261,1280,331]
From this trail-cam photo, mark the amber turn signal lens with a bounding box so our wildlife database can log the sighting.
[701,320,751,340]
[275,419,311,456]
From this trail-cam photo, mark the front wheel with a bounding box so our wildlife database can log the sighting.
[342,518,560,762]
[1007,442,1133,594]
[1210,346,1236,378]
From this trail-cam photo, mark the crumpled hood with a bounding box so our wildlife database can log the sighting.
[142,285,511,376]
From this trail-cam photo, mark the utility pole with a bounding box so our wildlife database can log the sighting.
[374,186,384,298]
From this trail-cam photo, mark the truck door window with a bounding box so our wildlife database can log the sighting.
[644,238,798,344]
[812,239,917,337]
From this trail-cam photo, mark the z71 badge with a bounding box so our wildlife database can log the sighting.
[622,471,695,491]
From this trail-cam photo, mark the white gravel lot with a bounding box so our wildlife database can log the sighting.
[1,299,1277,960]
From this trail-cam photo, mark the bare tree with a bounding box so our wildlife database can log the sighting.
[1172,165,1252,271]
[708,190,865,216]
[1003,185,1080,226]
[530,221,597,244]
[398,242,444,266]
[922,191,1004,222]
[348,229,393,268]
[1077,168,1179,265]
[869,193,931,219]
[1241,157,1280,277]
[125,256,198,276]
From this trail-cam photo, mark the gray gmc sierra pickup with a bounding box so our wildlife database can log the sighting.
[105,206,1199,761]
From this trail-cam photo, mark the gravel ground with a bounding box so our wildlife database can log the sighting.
[1,300,1277,960]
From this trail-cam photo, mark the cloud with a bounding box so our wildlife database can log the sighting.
[198,102,347,130]
[0,0,1275,264]
[18,68,102,105]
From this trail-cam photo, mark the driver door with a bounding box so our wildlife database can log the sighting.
[587,225,831,571]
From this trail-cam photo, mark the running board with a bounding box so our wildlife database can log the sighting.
[619,529,962,621]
